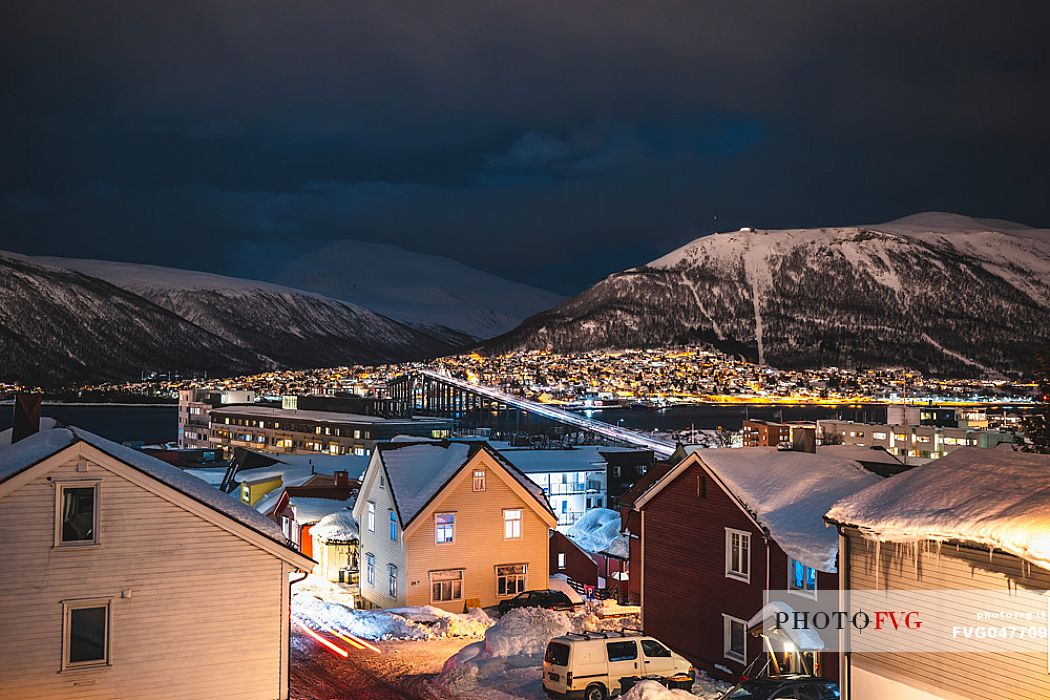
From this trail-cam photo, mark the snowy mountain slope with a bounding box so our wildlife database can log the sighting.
[481,213,1050,376]
[254,239,565,339]
[0,254,263,385]
[0,253,469,385]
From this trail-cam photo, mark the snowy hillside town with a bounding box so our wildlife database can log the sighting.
[4,3,1050,699]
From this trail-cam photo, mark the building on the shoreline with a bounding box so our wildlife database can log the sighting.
[177,388,258,448]
[818,418,1015,463]
[742,420,790,447]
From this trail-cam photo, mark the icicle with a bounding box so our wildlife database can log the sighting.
[874,539,882,589]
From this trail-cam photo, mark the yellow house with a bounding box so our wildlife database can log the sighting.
[240,472,286,507]
[0,425,314,700]
[352,441,557,611]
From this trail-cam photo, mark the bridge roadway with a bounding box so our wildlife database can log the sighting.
[419,369,677,458]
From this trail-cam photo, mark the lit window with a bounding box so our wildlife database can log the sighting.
[367,502,375,532]
[62,598,111,670]
[365,553,375,585]
[725,528,750,582]
[388,565,398,597]
[503,509,522,539]
[56,483,100,547]
[723,615,747,663]
[557,552,566,570]
[435,513,455,544]
[788,558,817,595]
[496,563,526,597]
[389,510,397,542]
[430,570,463,602]
[473,469,486,492]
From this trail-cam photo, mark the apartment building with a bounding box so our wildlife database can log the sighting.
[177,388,257,448]
[741,420,790,447]
[818,418,1014,463]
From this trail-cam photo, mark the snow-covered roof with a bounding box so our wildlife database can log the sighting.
[212,404,447,426]
[0,427,295,549]
[681,448,882,572]
[311,508,359,542]
[497,447,608,474]
[291,494,358,525]
[0,416,60,446]
[264,452,370,481]
[826,448,1050,571]
[379,442,551,526]
[817,445,903,466]
[564,508,628,558]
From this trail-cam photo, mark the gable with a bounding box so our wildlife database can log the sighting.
[0,441,313,569]
[403,449,557,537]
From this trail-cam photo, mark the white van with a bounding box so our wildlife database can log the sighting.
[542,630,694,699]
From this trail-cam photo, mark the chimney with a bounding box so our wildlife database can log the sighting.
[333,470,349,487]
[12,393,43,444]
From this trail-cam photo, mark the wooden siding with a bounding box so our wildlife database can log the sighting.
[641,460,839,681]
[356,456,406,608]
[844,526,1050,700]
[0,452,291,700]
[403,451,552,611]
[550,530,598,586]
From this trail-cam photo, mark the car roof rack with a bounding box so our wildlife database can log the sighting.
[562,629,645,640]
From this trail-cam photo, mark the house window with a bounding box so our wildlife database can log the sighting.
[725,528,750,582]
[56,483,100,547]
[789,558,817,595]
[503,509,522,539]
[723,615,747,663]
[496,564,527,597]
[612,466,622,478]
[473,469,486,491]
[365,553,375,586]
[388,565,398,597]
[435,513,455,544]
[557,552,566,570]
[389,510,398,542]
[367,502,375,532]
[430,570,463,602]
[62,598,111,670]
[379,473,385,489]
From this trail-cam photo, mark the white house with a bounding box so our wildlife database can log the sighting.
[0,425,314,699]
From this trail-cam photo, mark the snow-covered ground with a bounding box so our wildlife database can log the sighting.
[292,575,494,641]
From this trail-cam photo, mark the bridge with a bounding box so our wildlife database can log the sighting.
[387,369,676,458]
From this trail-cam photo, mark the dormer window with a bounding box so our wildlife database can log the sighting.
[472,469,486,492]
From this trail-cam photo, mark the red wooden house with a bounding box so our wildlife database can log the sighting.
[271,470,358,559]
[633,448,881,682]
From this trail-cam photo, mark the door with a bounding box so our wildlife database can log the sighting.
[639,639,675,677]
[605,640,640,684]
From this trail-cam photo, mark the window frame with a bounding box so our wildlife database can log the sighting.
[61,597,112,671]
[429,569,464,603]
[496,563,527,598]
[54,480,102,549]
[472,469,486,492]
[388,564,398,598]
[725,528,751,583]
[557,552,566,570]
[503,508,523,540]
[435,512,456,545]
[365,553,375,586]
[723,614,747,664]
[788,557,818,598]
[389,509,398,542]
[366,501,375,532]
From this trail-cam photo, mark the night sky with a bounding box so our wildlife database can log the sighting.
[3,2,1049,294]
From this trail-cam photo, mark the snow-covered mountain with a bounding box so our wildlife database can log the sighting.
[0,253,469,385]
[255,240,564,339]
[481,213,1050,376]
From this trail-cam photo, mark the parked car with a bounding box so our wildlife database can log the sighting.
[543,630,694,700]
[499,589,577,615]
[720,674,839,700]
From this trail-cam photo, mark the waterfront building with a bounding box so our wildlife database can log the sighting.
[818,418,1015,463]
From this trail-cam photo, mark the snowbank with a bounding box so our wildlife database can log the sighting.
[548,574,584,604]
[293,586,493,641]
[621,678,730,700]
[435,606,642,696]
[565,508,629,558]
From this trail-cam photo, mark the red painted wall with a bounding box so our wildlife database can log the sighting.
[550,530,598,586]
[641,460,839,682]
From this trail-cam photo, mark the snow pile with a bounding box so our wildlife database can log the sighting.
[565,508,629,558]
[621,678,730,700]
[826,448,1050,571]
[688,447,881,572]
[549,574,584,604]
[435,606,641,696]
[293,591,494,641]
[291,495,357,525]
[311,508,359,542]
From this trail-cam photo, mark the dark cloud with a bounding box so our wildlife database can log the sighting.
[2,1,1049,293]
